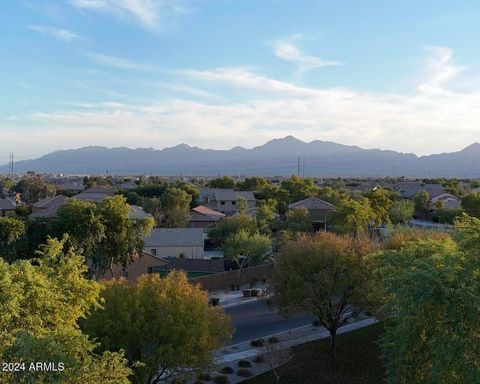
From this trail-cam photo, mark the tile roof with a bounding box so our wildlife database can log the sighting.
[191,205,225,221]
[200,188,255,201]
[32,195,67,209]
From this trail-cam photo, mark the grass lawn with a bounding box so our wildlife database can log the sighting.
[245,323,385,384]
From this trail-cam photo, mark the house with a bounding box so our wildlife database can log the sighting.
[428,190,461,210]
[189,205,225,229]
[199,188,256,215]
[30,195,69,218]
[144,228,205,259]
[73,186,115,203]
[394,182,444,199]
[0,198,16,217]
[288,197,336,231]
[101,251,168,281]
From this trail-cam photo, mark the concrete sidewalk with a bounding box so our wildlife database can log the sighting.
[215,317,377,364]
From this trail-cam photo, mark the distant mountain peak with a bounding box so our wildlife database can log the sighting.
[462,142,480,152]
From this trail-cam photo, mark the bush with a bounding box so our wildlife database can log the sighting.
[220,366,234,374]
[237,368,253,377]
[253,355,265,363]
[214,375,230,384]
[251,338,265,347]
[312,319,321,327]
[268,336,279,344]
[238,359,252,368]
[197,373,211,381]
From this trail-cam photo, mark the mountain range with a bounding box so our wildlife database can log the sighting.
[2,136,480,177]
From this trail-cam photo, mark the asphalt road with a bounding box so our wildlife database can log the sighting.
[225,300,316,345]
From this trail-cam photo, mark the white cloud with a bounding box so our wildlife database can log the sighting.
[70,0,189,31]
[3,46,480,162]
[84,51,160,71]
[27,25,80,42]
[272,33,342,75]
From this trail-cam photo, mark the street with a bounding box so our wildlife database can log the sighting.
[225,299,316,344]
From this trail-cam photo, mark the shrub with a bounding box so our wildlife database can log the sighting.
[220,366,234,374]
[251,338,265,347]
[237,368,253,377]
[253,355,265,363]
[238,360,251,368]
[312,319,321,327]
[214,375,230,384]
[268,336,279,344]
[197,373,211,381]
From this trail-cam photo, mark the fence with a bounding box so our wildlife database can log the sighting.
[190,262,274,292]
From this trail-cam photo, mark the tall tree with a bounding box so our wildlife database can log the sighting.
[272,233,373,355]
[461,192,480,218]
[159,187,192,228]
[222,229,272,269]
[0,217,25,261]
[207,176,236,189]
[369,235,480,384]
[0,238,132,384]
[14,175,56,205]
[365,188,394,226]
[388,200,414,224]
[208,215,257,246]
[286,207,310,233]
[95,196,154,276]
[414,190,430,216]
[82,271,232,384]
[256,198,278,234]
[331,198,375,236]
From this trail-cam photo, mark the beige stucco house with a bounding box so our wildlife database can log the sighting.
[143,228,205,259]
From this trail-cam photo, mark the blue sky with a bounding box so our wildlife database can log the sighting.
[2,0,480,163]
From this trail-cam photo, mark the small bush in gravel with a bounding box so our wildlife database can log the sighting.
[312,319,321,327]
[237,360,252,368]
[268,336,280,344]
[250,338,265,347]
[253,355,265,363]
[237,368,253,377]
[197,373,211,381]
[214,375,230,384]
[220,366,234,374]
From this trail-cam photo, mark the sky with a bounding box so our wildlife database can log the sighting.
[2,0,480,164]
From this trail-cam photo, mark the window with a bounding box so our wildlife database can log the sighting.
[231,201,236,205]
[151,248,157,256]
[220,201,225,205]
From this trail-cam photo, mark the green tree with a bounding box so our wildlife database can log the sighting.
[55,200,105,259]
[82,271,232,384]
[159,187,192,228]
[286,207,311,233]
[461,192,480,218]
[95,196,154,277]
[207,176,236,189]
[369,236,480,384]
[0,217,25,261]
[236,177,269,191]
[208,215,257,246]
[222,229,272,269]
[272,233,373,355]
[15,175,56,205]
[256,198,278,234]
[414,190,430,216]
[365,188,394,226]
[0,238,132,384]
[388,200,414,224]
[142,197,162,225]
[236,196,248,215]
[331,198,375,236]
